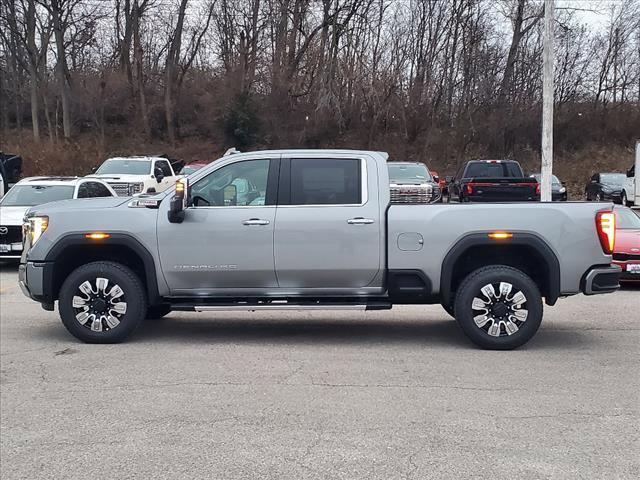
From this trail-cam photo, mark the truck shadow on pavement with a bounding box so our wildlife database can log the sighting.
[126,316,595,351]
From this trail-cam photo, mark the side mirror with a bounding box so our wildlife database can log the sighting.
[627,169,634,178]
[90,166,98,174]
[432,175,439,183]
[223,184,237,206]
[154,167,165,183]
[445,176,453,183]
[168,178,188,223]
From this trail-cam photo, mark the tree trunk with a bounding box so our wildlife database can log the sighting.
[50,0,72,139]
[164,0,188,144]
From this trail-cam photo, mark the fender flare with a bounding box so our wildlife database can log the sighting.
[44,233,160,304]
[440,232,561,307]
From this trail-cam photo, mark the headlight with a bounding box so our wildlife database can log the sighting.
[129,182,144,195]
[23,215,49,247]
[559,187,566,193]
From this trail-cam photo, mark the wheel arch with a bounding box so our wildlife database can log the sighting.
[440,232,561,307]
[43,233,160,305]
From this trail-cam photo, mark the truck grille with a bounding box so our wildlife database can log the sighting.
[108,182,130,196]
[390,185,437,204]
[0,225,22,244]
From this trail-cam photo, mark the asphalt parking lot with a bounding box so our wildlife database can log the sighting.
[0,263,638,479]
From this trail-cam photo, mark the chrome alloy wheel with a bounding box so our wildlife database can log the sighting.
[72,278,127,332]
[471,282,528,337]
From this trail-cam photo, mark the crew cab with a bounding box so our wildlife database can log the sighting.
[88,156,179,196]
[1,177,115,259]
[447,160,539,203]
[19,150,620,349]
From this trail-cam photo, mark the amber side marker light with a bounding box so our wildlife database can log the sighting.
[85,232,110,240]
[488,232,513,240]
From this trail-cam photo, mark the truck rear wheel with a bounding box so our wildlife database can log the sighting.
[58,261,146,343]
[454,265,543,350]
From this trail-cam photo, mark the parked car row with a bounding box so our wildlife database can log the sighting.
[0,154,208,260]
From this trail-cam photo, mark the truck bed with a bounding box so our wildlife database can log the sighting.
[387,201,611,296]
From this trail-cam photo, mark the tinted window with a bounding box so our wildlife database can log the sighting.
[464,162,523,178]
[191,159,269,206]
[155,160,172,177]
[616,208,640,229]
[290,159,361,205]
[78,182,113,198]
[96,159,151,175]
[0,185,75,206]
[600,173,626,185]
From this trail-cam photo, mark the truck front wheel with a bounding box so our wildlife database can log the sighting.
[58,261,146,343]
[454,266,543,350]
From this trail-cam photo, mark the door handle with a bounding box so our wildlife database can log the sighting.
[347,217,374,225]
[242,218,270,226]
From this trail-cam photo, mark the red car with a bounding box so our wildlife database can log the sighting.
[613,206,640,282]
[430,170,447,192]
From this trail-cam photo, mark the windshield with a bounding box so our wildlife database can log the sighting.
[464,162,522,178]
[96,159,151,175]
[0,185,75,206]
[616,208,640,229]
[600,173,626,185]
[388,164,431,183]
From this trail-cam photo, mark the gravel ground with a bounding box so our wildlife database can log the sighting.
[1,263,639,479]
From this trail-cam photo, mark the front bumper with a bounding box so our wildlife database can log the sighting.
[19,261,55,307]
[582,265,621,295]
[552,192,568,201]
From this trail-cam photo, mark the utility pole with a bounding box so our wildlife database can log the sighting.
[541,0,554,202]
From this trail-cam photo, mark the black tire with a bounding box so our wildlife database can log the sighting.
[454,265,543,350]
[146,305,171,319]
[621,191,633,207]
[59,261,146,343]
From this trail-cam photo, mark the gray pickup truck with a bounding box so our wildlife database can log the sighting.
[19,150,621,349]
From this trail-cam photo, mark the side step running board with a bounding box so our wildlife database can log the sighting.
[170,299,392,312]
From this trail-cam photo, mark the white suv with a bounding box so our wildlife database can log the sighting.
[0,176,116,259]
[88,156,178,196]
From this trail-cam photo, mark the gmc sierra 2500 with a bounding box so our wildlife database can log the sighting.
[19,150,620,349]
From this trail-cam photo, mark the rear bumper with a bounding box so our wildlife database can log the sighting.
[613,260,640,281]
[581,265,621,295]
[464,195,540,202]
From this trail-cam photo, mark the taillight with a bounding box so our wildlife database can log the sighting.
[535,183,541,195]
[466,183,474,195]
[596,211,616,254]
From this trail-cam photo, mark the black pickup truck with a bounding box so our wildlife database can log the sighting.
[447,160,540,203]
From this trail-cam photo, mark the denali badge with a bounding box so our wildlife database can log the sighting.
[174,264,238,270]
[0,227,8,235]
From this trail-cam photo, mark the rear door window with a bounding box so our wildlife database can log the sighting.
[289,159,361,205]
